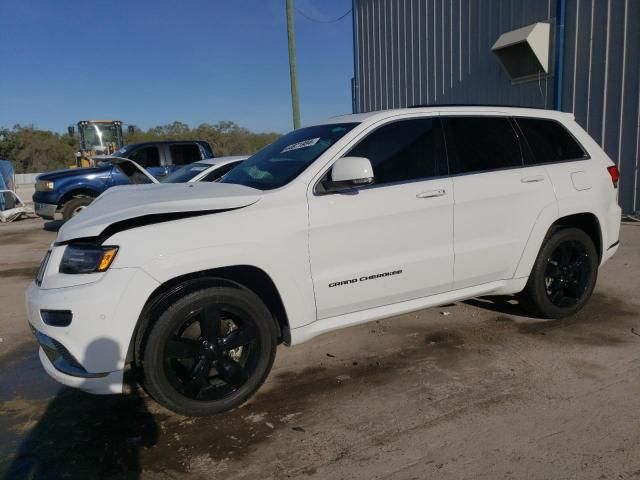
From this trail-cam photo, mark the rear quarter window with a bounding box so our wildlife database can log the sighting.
[516,118,589,165]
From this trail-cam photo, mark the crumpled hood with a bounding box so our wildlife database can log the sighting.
[57,182,261,242]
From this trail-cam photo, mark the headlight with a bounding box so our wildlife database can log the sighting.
[59,245,119,274]
[35,180,55,191]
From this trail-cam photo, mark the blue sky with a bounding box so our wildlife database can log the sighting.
[0,0,354,134]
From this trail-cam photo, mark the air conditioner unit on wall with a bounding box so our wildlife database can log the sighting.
[492,22,551,84]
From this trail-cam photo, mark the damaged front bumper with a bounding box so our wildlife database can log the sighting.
[25,266,160,395]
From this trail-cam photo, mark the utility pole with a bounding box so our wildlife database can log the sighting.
[286,0,301,129]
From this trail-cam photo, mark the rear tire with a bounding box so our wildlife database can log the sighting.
[520,228,598,319]
[141,285,277,416]
[62,197,93,221]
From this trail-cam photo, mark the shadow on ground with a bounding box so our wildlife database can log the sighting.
[0,340,158,480]
[1,385,158,480]
[43,220,64,232]
[464,295,533,317]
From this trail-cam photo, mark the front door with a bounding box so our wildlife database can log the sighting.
[308,117,455,320]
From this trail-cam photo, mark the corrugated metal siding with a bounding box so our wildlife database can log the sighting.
[357,0,555,109]
[353,0,640,213]
[563,0,640,213]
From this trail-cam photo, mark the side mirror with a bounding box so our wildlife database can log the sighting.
[322,156,374,193]
[127,125,135,135]
[67,126,75,136]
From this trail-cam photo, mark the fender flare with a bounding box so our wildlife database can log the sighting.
[514,205,604,278]
[59,186,101,206]
[513,201,559,279]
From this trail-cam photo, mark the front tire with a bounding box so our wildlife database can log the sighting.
[62,197,93,221]
[520,228,598,319]
[141,286,277,416]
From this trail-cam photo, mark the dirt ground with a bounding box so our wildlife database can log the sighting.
[1,218,639,480]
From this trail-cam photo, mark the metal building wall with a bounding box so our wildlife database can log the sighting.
[353,0,640,213]
[561,0,640,213]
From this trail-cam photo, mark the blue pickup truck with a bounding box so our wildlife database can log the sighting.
[33,140,213,220]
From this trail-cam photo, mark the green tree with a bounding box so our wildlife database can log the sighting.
[0,125,76,173]
[12,127,76,173]
[1,121,281,173]
[0,128,18,160]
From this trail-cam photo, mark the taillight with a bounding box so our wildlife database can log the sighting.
[607,165,620,188]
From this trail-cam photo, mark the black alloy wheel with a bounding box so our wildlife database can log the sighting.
[141,285,277,416]
[163,304,259,401]
[520,228,598,319]
[543,239,591,308]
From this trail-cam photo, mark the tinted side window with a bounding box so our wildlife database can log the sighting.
[346,118,446,185]
[445,117,522,174]
[170,144,202,165]
[516,118,588,164]
[129,146,160,168]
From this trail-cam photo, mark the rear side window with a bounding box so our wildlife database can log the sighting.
[170,144,202,165]
[516,118,588,164]
[445,116,522,174]
[346,117,447,185]
[129,146,160,168]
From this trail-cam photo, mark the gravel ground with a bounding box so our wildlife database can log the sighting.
[1,218,639,480]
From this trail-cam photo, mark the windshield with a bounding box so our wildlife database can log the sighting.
[81,123,121,152]
[161,162,211,183]
[220,123,358,190]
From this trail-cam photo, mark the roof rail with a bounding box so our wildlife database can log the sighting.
[408,103,551,110]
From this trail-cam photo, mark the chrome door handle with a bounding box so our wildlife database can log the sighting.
[521,175,545,183]
[416,189,446,199]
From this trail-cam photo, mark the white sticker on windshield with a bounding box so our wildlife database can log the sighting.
[190,166,208,171]
[280,137,320,153]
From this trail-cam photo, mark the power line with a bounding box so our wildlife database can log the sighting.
[294,5,352,23]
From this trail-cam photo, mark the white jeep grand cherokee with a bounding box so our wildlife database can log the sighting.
[27,106,621,416]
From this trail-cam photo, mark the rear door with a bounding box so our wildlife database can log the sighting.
[308,116,454,319]
[443,115,556,289]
